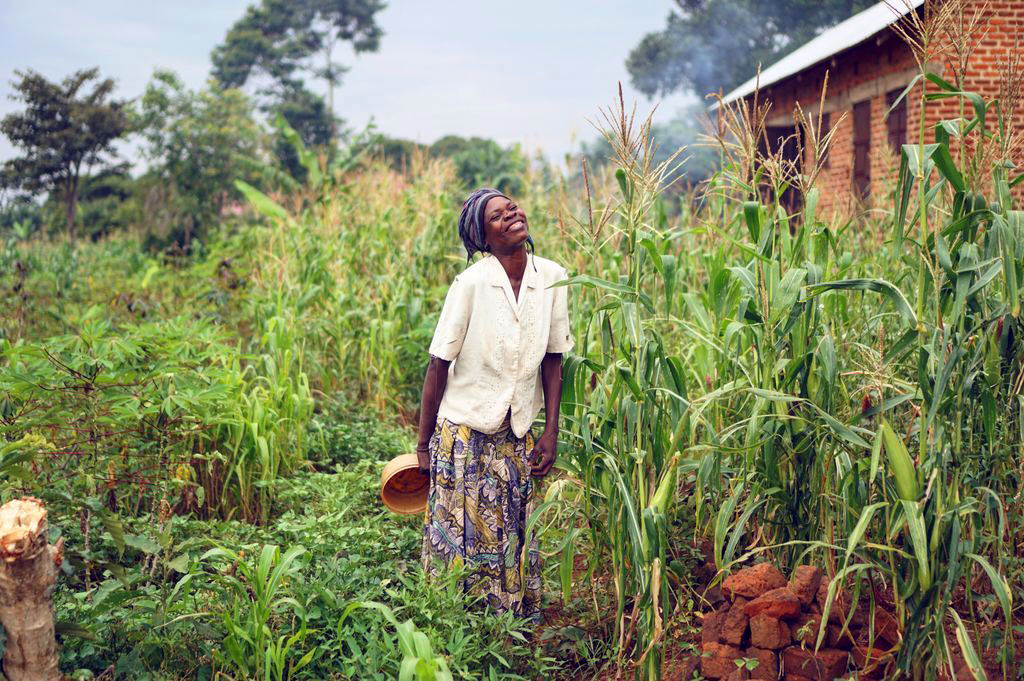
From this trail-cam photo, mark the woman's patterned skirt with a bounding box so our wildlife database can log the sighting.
[421,416,541,619]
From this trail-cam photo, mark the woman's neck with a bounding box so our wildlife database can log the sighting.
[492,246,527,282]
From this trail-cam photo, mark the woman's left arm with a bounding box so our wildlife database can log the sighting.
[530,352,563,477]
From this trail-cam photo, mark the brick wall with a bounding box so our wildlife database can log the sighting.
[737,0,1024,217]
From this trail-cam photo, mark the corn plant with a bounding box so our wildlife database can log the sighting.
[816,59,1022,678]
[201,543,316,681]
[235,145,458,415]
[700,18,1021,679]
[691,84,886,571]
[339,601,454,681]
[556,89,690,680]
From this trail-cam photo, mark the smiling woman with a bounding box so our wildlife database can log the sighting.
[415,187,573,620]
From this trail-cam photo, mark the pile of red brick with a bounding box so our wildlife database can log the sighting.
[700,563,898,681]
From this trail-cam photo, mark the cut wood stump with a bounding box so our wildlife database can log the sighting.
[0,497,64,681]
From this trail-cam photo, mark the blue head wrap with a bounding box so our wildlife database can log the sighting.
[457,187,534,261]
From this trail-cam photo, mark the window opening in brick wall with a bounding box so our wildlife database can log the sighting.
[765,125,803,212]
[853,99,872,199]
[886,88,908,152]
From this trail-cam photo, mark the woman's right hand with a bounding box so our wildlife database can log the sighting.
[416,445,431,474]
[417,356,451,476]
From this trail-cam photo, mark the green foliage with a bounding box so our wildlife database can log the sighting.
[203,544,316,680]
[1,313,240,513]
[211,0,385,148]
[0,192,43,237]
[0,435,36,483]
[212,0,384,92]
[137,69,265,247]
[44,456,555,680]
[429,135,527,195]
[333,563,555,680]
[224,152,458,414]
[805,68,1023,678]
[373,135,428,171]
[307,397,412,467]
[271,86,337,182]
[5,46,1024,681]
[42,168,142,241]
[0,310,312,524]
[367,133,530,193]
[340,601,454,681]
[556,110,689,679]
[625,0,873,97]
[262,113,379,200]
[0,67,129,238]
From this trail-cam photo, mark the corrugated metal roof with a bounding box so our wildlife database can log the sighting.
[718,0,923,104]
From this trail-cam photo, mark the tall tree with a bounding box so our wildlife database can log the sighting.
[626,0,873,98]
[0,68,128,239]
[211,0,385,142]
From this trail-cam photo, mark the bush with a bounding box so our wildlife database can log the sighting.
[0,192,43,237]
[307,396,413,467]
[0,312,312,524]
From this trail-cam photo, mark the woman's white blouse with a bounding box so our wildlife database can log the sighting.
[428,253,574,438]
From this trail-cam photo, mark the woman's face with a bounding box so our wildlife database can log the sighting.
[482,195,529,253]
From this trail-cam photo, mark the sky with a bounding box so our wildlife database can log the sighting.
[0,1,694,166]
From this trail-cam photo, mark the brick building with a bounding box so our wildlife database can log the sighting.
[719,0,1024,215]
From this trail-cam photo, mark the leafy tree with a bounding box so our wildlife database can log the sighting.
[362,134,527,192]
[626,0,873,98]
[429,135,473,160]
[428,136,527,195]
[42,168,141,241]
[137,70,265,247]
[0,68,128,239]
[211,0,385,143]
[372,136,427,171]
[272,84,336,182]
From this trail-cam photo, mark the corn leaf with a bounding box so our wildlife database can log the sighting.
[965,553,1012,622]
[807,279,917,327]
[847,502,887,555]
[902,500,932,592]
[949,609,986,681]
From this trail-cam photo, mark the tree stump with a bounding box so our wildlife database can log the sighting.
[0,497,64,681]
